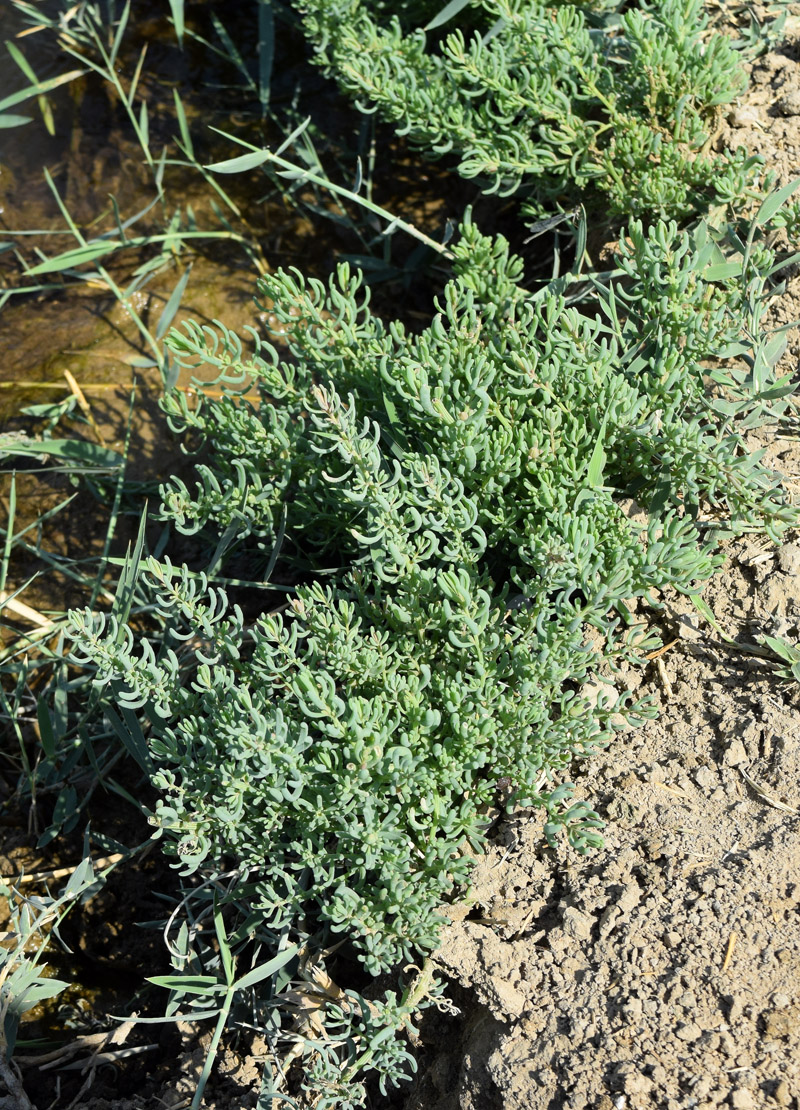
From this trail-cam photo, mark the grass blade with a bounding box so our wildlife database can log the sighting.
[36,695,57,760]
[206,149,272,174]
[754,178,800,227]
[0,472,15,597]
[172,90,194,157]
[109,0,133,68]
[424,0,473,31]
[207,132,454,258]
[109,507,147,635]
[155,265,192,340]
[587,418,608,487]
[234,944,299,991]
[103,701,154,773]
[257,0,274,113]
[0,438,122,467]
[0,68,86,114]
[168,0,185,45]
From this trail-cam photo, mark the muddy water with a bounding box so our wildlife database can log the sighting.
[0,0,325,621]
[0,7,266,421]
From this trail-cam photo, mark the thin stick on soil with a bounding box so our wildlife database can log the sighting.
[721,932,737,973]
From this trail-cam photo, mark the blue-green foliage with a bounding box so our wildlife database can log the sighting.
[294,0,753,216]
[70,213,796,981]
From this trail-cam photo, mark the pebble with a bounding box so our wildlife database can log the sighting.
[778,543,800,575]
[724,739,748,767]
[763,1010,792,1038]
[694,765,718,790]
[777,91,800,117]
[773,1080,792,1106]
[728,106,761,128]
[675,1021,703,1042]
[617,882,641,914]
[731,1090,756,1110]
[562,907,595,941]
[674,613,702,640]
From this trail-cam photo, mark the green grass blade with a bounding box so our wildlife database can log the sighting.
[108,506,148,636]
[586,417,607,487]
[206,148,273,174]
[172,90,194,157]
[257,0,274,113]
[0,67,85,113]
[103,701,154,772]
[0,471,15,597]
[156,265,192,340]
[207,132,454,258]
[424,0,473,31]
[214,900,235,985]
[53,651,69,738]
[26,241,125,275]
[36,696,57,760]
[43,168,87,242]
[755,178,800,227]
[147,975,224,995]
[234,944,299,991]
[0,439,122,467]
[109,0,133,68]
[91,379,139,608]
[5,40,38,85]
[168,0,185,46]
[209,13,253,91]
[129,44,147,103]
[138,99,149,152]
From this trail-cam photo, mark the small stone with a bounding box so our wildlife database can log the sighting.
[621,1067,652,1096]
[675,612,702,640]
[663,930,681,948]
[643,838,664,860]
[778,543,800,575]
[724,739,748,767]
[773,1080,792,1106]
[728,106,761,128]
[561,907,594,941]
[617,882,641,914]
[676,1021,703,1042]
[694,765,718,790]
[777,91,800,117]
[731,1090,755,1110]
[772,992,790,1009]
[763,1011,792,1038]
